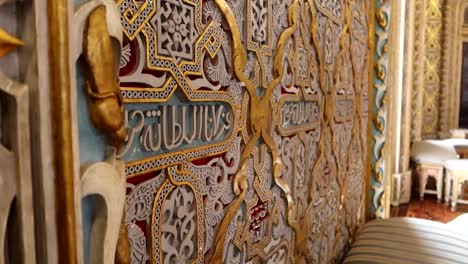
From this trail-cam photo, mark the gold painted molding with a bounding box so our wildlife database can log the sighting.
[366,0,377,222]
[48,0,78,262]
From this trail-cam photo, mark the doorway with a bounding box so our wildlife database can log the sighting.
[459,42,468,128]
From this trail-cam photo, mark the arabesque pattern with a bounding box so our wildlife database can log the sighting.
[118,0,371,262]
[370,0,390,219]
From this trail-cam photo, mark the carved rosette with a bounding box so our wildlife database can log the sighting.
[118,0,372,263]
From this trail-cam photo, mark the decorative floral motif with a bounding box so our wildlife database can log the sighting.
[161,185,198,263]
[251,0,269,43]
[157,0,197,60]
[125,172,166,263]
[120,43,131,68]
[316,0,343,22]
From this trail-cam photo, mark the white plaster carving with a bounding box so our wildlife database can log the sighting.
[125,171,166,264]
[160,185,198,263]
[191,137,240,253]
[80,154,127,264]
[0,71,36,264]
[120,43,131,68]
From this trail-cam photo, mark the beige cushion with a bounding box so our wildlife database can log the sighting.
[444,159,468,171]
[440,138,468,148]
[450,129,468,139]
[411,140,458,165]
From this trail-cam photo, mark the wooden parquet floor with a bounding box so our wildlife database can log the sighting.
[391,196,468,223]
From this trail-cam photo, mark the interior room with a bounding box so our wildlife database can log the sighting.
[388,0,468,223]
[0,0,467,263]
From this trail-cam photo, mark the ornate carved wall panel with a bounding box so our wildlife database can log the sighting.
[421,0,443,139]
[409,0,447,140]
[116,0,372,262]
[410,0,427,142]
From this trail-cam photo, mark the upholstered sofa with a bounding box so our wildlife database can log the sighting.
[344,215,468,264]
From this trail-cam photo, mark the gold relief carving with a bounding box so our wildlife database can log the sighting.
[83,6,130,263]
[373,113,384,133]
[232,145,276,260]
[210,0,302,262]
[0,28,22,58]
[115,217,131,264]
[375,64,386,81]
[84,6,128,148]
[376,7,388,28]
[365,0,376,222]
[119,0,372,262]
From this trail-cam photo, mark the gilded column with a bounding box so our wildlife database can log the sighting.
[48,0,78,262]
